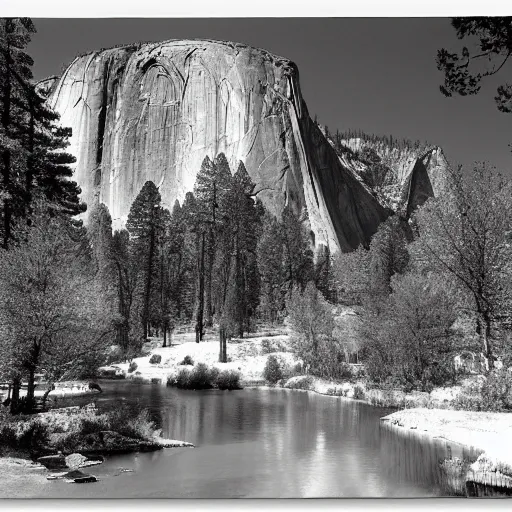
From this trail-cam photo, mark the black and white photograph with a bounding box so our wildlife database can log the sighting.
[0,4,512,500]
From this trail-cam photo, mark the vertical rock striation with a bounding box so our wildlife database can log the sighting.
[42,39,389,252]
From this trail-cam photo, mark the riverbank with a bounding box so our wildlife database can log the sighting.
[382,407,512,494]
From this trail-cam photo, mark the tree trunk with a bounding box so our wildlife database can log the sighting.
[143,225,156,340]
[26,367,36,413]
[163,325,167,348]
[195,231,206,343]
[219,326,225,363]
[205,229,214,327]
[10,376,21,415]
[476,313,493,371]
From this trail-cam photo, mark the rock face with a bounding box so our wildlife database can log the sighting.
[42,39,389,252]
[338,137,453,215]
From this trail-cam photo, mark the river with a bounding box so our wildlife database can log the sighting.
[3,381,479,498]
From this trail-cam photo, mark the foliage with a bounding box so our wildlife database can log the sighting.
[175,363,220,390]
[0,18,85,249]
[283,375,314,390]
[0,410,50,456]
[257,213,286,323]
[0,206,114,412]
[437,17,512,114]
[260,338,289,354]
[481,370,512,411]
[412,163,512,365]
[149,354,162,364]
[362,271,458,392]
[216,370,242,390]
[287,283,345,379]
[263,355,284,384]
[353,385,366,400]
[126,181,166,340]
[179,355,194,366]
[128,361,138,373]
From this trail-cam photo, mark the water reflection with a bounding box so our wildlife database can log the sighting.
[15,382,472,498]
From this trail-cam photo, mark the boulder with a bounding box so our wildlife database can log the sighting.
[63,469,98,483]
[37,453,67,470]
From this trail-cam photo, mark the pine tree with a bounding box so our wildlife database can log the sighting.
[368,215,410,296]
[193,153,233,327]
[281,205,314,293]
[112,229,141,356]
[219,162,262,357]
[0,18,85,248]
[0,18,35,248]
[315,244,333,302]
[257,213,286,323]
[126,181,164,340]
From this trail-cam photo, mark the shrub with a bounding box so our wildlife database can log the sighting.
[128,361,137,373]
[149,354,162,364]
[263,355,283,384]
[284,375,314,390]
[481,370,512,411]
[179,355,194,366]
[353,385,366,400]
[104,404,158,440]
[176,363,219,390]
[363,272,457,392]
[216,370,242,390]
[261,338,288,354]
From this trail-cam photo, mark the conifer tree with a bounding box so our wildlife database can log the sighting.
[218,163,262,358]
[281,205,314,293]
[126,181,164,340]
[193,153,233,326]
[257,213,286,323]
[0,18,84,248]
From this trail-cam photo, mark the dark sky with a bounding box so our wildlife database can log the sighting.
[29,18,511,173]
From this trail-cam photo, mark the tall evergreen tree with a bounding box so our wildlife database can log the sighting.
[281,205,314,294]
[218,162,263,360]
[193,153,233,326]
[126,181,164,340]
[257,213,286,324]
[0,18,85,248]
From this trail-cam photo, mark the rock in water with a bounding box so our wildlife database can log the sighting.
[37,454,67,470]
[64,453,88,469]
[41,40,389,252]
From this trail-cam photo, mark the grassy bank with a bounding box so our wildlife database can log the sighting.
[0,403,192,461]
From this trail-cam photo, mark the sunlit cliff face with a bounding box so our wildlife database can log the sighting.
[42,39,389,252]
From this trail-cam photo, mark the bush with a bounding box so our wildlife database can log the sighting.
[128,361,137,373]
[284,375,314,390]
[261,338,288,354]
[179,355,194,366]
[326,387,345,396]
[353,385,366,400]
[481,370,512,411]
[0,410,50,456]
[176,363,219,390]
[216,370,242,390]
[149,354,162,364]
[451,373,512,412]
[263,355,284,384]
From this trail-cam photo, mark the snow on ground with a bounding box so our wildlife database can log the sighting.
[113,332,298,385]
[382,408,512,468]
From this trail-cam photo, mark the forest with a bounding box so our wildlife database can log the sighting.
[2,17,512,420]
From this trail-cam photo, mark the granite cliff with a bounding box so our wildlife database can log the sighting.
[40,39,390,252]
[333,136,453,215]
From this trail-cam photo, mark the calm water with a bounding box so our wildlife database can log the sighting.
[4,381,479,498]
